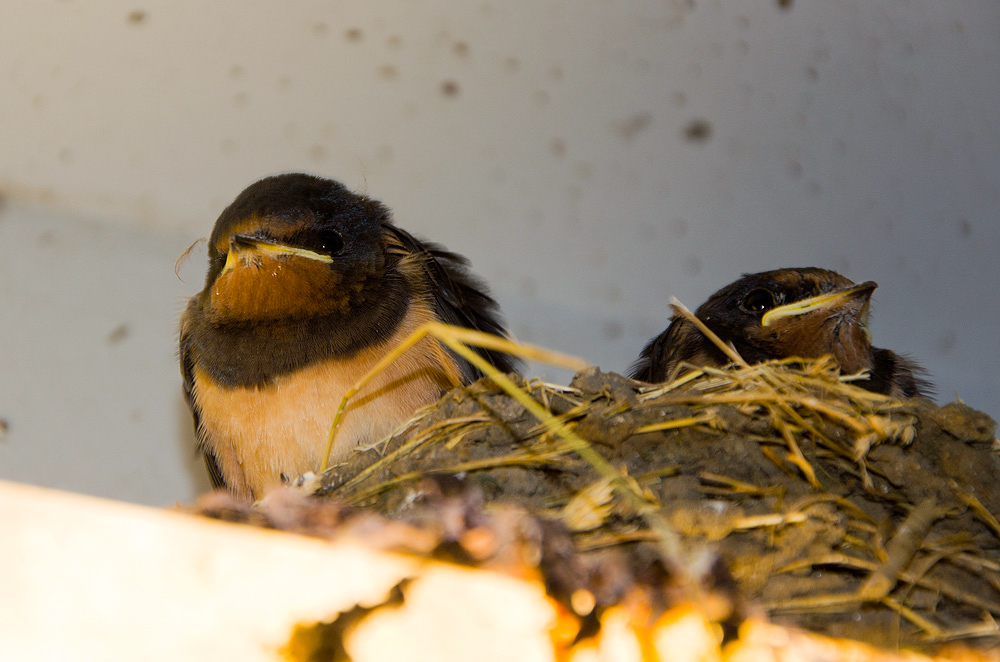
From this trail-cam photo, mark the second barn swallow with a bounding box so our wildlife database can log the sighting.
[629,268,931,398]
[181,173,520,501]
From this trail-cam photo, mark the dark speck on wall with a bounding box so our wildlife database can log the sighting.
[126,10,146,25]
[107,323,130,345]
[453,42,469,58]
[880,218,894,237]
[668,217,688,238]
[602,283,622,304]
[441,80,460,97]
[550,138,566,158]
[345,28,363,42]
[683,254,702,277]
[378,65,398,80]
[308,145,327,162]
[36,230,56,246]
[375,144,393,163]
[602,321,623,341]
[589,247,609,268]
[617,112,653,141]
[0,418,8,441]
[937,330,957,355]
[957,218,972,237]
[777,0,793,10]
[683,119,712,143]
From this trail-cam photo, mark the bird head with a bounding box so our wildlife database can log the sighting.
[695,268,878,374]
[202,174,391,322]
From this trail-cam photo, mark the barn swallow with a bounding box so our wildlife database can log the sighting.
[180,173,520,501]
[629,268,931,398]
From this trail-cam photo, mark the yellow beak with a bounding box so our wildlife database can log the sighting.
[761,281,878,328]
[222,234,334,274]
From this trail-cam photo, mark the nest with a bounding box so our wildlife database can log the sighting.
[315,356,1000,652]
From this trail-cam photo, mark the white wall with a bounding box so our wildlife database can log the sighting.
[1,0,997,505]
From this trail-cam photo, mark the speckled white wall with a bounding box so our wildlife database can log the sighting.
[1,0,997,505]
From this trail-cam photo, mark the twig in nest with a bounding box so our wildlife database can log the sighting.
[951,482,1000,539]
[924,613,1000,643]
[730,512,808,529]
[348,449,570,504]
[635,368,705,401]
[857,497,939,601]
[322,323,588,471]
[773,551,1000,617]
[559,479,615,532]
[669,298,748,368]
[778,553,877,576]
[633,411,721,434]
[774,413,821,488]
[880,596,945,640]
[336,415,486,494]
[697,472,784,498]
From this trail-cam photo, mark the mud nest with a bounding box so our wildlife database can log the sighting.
[312,358,999,652]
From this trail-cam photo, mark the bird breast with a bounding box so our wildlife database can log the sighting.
[191,301,460,501]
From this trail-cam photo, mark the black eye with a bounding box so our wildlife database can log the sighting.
[315,229,344,255]
[740,288,775,314]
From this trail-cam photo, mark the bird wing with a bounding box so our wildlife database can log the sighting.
[180,304,228,491]
[628,323,678,382]
[628,317,726,382]
[383,225,522,379]
[871,348,935,399]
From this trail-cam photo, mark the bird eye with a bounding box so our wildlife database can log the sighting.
[316,229,344,256]
[740,288,776,314]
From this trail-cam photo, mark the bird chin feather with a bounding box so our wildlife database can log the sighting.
[208,255,346,322]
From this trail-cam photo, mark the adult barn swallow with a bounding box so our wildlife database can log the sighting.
[629,268,931,398]
[181,174,520,500]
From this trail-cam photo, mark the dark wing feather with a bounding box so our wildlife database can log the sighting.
[871,348,935,399]
[628,317,727,383]
[384,225,522,379]
[629,322,680,382]
[180,306,228,491]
